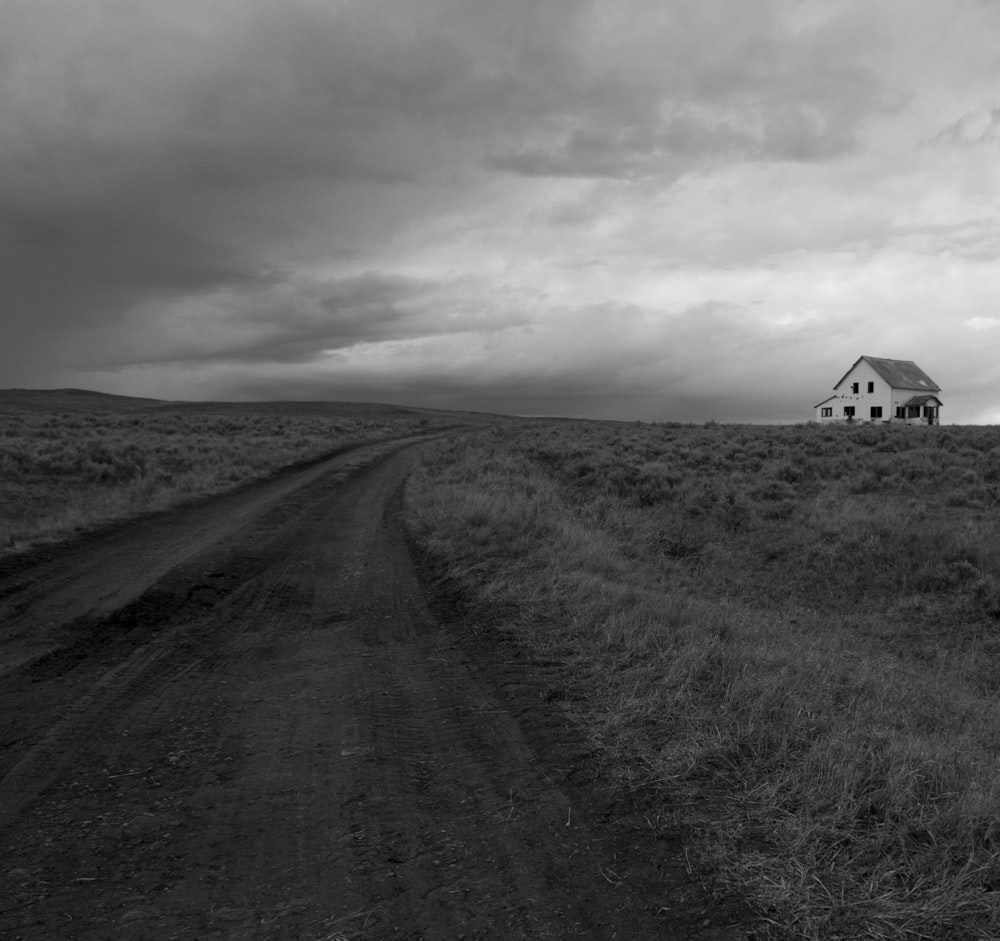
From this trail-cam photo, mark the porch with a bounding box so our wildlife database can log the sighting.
[893,395,942,425]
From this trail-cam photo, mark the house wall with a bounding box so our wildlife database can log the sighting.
[816,359,893,422]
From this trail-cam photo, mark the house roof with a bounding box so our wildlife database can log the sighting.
[813,395,837,408]
[901,394,943,407]
[834,355,941,392]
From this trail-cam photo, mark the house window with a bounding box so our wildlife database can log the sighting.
[844,406,856,418]
[896,406,906,418]
[870,406,882,419]
[851,382,859,393]
[867,382,875,393]
[908,406,921,418]
[821,407,832,417]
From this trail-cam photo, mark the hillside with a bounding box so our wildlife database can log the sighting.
[0,388,507,424]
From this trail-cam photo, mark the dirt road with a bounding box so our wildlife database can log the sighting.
[0,437,747,939]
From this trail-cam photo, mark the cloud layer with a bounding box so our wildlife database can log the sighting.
[3,0,999,421]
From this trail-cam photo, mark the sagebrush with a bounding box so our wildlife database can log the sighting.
[406,421,1000,940]
[0,407,438,554]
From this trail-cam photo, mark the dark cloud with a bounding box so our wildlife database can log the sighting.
[121,273,461,368]
[55,274,495,376]
[198,297,831,422]
[483,2,901,179]
[0,1,995,423]
[2,202,265,312]
[486,103,866,180]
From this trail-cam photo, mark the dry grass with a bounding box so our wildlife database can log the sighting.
[405,421,1000,940]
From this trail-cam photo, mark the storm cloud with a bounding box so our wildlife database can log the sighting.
[2,0,999,421]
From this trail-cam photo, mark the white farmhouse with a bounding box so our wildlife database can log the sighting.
[814,356,943,425]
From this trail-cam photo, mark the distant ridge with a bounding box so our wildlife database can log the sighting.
[0,388,510,422]
[0,388,168,412]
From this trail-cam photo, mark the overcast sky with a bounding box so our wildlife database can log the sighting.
[2,0,999,422]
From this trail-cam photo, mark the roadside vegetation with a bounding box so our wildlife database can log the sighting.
[406,420,1000,940]
[0,403,446,556]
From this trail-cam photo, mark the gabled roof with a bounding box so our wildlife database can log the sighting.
[834,356,941,392]
[901,394,943,407]
[813,395,837,408]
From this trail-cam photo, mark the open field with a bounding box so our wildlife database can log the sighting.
[406,420,1000,940]
[0,389,495,557]
[5,393,999,937]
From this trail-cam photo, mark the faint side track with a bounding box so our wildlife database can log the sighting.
[0,436,747,940]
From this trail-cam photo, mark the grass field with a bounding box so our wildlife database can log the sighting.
[406,420,1000,940]
[5,390,999,937]
[0,390,472,556]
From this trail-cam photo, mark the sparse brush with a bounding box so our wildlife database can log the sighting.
[0,407,449,556]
